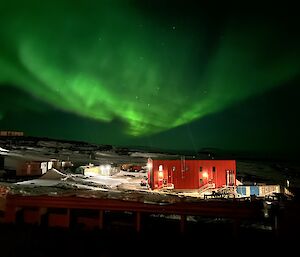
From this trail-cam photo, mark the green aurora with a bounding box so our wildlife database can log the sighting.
[0,1,300,154]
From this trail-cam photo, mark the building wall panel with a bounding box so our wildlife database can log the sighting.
[149,159,236,190]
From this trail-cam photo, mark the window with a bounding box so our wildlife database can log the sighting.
[159,165,163,171]
[172,166,176,171]
[199,167,202,172]
[212,166,216,172]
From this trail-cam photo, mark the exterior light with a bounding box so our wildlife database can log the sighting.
[202,172,208,178]
[146,163,153,170]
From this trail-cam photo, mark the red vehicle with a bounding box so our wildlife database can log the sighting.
[130,165,143,172]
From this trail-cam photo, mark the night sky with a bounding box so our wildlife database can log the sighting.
[0,1,299,157]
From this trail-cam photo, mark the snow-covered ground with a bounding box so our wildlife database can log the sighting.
[1,137,299,203]
[14,168,141,189]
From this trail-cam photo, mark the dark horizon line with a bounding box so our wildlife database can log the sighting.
[0,134,298,162]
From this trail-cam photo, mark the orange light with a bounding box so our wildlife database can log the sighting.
[202,172,208,178]
[158,171,164,178]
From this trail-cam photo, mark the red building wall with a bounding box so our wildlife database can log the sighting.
[16,162,43,176]
[148,159,236,190]
[196,160,236,189]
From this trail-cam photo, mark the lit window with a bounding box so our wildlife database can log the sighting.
[159,165,163,171]
[172,166,176,171]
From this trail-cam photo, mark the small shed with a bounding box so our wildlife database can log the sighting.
[16,160,53,176]
[77,164,117,176]
[51,159,73,171]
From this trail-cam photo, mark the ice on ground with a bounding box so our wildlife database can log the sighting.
[84,175,129,187]
[114,170,147,178]
[40,168,67,180]
[15,174,128,189]
[16,168,68,186]
[16,179,62,187]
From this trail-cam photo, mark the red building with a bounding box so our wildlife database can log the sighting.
[16,160,52,176]
[147,158,236,190]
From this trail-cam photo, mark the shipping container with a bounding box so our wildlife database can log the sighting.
[237,185,281,197]
[236,186,247,196]
[250,186,259,196]
[52,160,73,171]
[259,185,280,196]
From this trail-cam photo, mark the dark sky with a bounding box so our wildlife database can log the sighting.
[0,0,299,157]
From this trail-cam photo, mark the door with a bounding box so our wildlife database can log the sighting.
[226,170,235,186]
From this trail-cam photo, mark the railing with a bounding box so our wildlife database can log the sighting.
[0,192,266,236]
[198,183,215,194]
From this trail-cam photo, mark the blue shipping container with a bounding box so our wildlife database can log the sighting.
[250,186,259,196]
[236,186,246,196]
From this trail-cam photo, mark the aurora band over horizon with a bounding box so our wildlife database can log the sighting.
[0,1,300,137]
